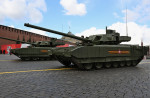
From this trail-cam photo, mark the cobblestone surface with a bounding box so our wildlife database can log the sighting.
[0,54,150,98]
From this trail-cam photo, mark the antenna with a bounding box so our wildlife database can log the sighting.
[125,4,128,36]
[141,38,143,46]
[106,26,107,34]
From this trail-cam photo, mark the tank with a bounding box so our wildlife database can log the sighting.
[0,36,65,61]
[24,23,149,70]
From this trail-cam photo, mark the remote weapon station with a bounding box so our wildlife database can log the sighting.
[24,23,149,70]
[0,36,65,61]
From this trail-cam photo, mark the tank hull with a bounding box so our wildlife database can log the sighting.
[54,45,148,70]
[11,47,54,61]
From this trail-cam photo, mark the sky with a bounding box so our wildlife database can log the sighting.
[0,0,150,45]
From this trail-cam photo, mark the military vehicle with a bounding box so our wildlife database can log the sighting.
[0,36,65,61]
[24,23,149,70]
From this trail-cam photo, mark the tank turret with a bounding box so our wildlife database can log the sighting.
[24,23,131,45]
[0,36,65,47]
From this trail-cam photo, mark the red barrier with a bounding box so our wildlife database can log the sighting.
[57,44,69,47]
[1,44,21,54]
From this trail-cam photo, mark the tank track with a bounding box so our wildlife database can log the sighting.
[58,59,141,70]
[69,56,143,70]
[74,60,141,70]
[53,55,143,70]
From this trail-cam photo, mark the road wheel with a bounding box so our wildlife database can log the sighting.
[83,63,93,70]
[76,63,84,69]
[113,62,119,68]
[105,63,111,68]
[126,61,131,67]
[32,57,38,61]
[120,62,125,67]
[39,58,45,61]
[95,63,103,69]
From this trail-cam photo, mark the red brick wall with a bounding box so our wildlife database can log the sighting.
[0,25,52,48]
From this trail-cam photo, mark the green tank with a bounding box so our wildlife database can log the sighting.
[24,23,149,70]
[0,36,65,61]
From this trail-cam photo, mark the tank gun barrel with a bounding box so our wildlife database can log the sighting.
[24,23,91,43]
[0,36,32,44]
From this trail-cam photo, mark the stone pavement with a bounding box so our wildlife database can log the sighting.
[0,54,150,98]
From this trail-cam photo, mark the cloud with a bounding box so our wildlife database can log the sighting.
[113,12,120,18]
[76,27,105,37]
[60,0,87,16]
[75,22,150,45]
[122,0,150,23]
[28,29,48,36]
[0,0,47,23]
[9,25,14,28]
